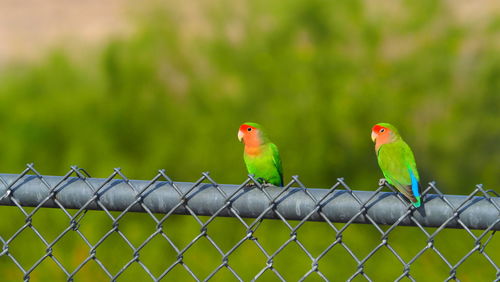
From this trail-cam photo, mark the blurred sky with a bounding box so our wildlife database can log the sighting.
[0,0,129,64]
[1,0,500,64]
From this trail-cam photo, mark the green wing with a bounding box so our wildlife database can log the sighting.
[270,142,284,186]
[377,140,420,204]
[402,142,419,181]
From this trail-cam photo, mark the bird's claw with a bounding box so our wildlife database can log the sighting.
[256,177,266,183]
[245,177,274,188]
[378,178,387,186]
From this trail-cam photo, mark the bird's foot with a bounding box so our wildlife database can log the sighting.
[244,178,266,187]
[261,183,274,188]
[378,178,387,186]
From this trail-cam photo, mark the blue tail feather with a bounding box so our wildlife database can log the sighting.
[408,168,421,207]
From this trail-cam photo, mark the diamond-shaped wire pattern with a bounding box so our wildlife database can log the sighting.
[0,165,498,281]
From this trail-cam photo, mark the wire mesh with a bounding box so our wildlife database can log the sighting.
[0,164,498,281]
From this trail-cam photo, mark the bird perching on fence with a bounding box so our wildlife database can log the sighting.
[238,122,283,187]
[371,123,422,207]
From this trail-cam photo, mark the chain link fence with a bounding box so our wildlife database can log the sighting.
[0,164,498,281]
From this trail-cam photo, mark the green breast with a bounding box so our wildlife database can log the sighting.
[244,145,283,186]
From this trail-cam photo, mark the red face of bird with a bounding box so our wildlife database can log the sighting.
[371,124,397,146]
[238,123,261,147]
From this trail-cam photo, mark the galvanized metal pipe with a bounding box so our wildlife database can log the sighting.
[0,174,498,230]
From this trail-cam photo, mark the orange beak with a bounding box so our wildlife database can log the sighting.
[238,130,244,142]
[371,131,377,142]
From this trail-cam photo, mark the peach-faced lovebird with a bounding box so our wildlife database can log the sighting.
[238,122,283,186]
[371,123,422,207]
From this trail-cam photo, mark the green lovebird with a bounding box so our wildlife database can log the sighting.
[371,123,422,207]
[238,122,283,186]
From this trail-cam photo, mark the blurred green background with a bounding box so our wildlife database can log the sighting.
[0,0,498,281]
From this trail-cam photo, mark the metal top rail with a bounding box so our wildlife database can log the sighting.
[0,172,498,231]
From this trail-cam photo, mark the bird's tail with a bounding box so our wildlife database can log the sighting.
[399,184,421,208]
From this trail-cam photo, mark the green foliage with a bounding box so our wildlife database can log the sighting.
[0,0,498,280]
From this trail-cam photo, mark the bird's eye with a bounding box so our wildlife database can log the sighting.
[380,128,385,133]
[247,128,252,131]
